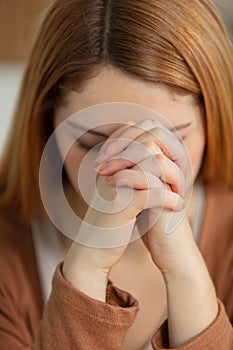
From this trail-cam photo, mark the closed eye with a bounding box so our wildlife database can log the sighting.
[76,141,104,152]
[74,122,190,150]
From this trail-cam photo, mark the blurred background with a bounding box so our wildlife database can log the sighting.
[0,0,232,155]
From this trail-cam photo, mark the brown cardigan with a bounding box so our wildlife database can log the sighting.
[0,183,232,349]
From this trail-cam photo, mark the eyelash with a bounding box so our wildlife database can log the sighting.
[77,134,187,152]
[77,142,103,151]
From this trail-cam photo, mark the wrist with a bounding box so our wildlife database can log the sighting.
[63,243,110,302]
[62,257,110,302]
[84,205,136,229]
[161,239,211,284]
[155,215,207,280]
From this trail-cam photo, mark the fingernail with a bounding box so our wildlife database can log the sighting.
[94,162,108,173]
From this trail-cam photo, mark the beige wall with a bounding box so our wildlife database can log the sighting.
[0,0,51,61]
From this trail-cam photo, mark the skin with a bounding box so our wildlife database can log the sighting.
[54,66,218,348]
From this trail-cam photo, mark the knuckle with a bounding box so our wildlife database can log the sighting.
[138,119,155,129]
[151,126,165,139]
[155,153,166,165]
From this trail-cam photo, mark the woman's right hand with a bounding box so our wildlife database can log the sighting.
[62,119,185,301]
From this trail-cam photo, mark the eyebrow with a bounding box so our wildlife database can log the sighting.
[68,120,191,138]
[169,122,191,132]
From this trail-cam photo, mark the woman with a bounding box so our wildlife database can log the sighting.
[0,0,232,349]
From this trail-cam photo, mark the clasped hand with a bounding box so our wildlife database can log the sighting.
[63,119,197,298]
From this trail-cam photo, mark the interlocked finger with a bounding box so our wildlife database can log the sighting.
[134,187,184,212]
[133,153,185,197]
[97,140,162,175]
[96,119,164,163]
[135,127,188,175]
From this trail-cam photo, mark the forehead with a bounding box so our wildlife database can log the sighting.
[55,67,201,129]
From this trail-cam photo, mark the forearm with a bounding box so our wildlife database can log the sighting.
[62,206,136,302]
[163,245,218,348]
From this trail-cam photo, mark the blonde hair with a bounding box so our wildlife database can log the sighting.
[0,0,232,220]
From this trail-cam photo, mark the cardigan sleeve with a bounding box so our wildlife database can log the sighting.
[34,264,233,350]
[151,300,233,349]
[0,262,232,350]
[32,263,139,350]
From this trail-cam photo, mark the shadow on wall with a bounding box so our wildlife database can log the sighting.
[0,64,24,155]
[213,0,233,40]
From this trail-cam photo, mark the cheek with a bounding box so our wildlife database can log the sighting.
[184,132,205,180]
[63,146,87,194]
